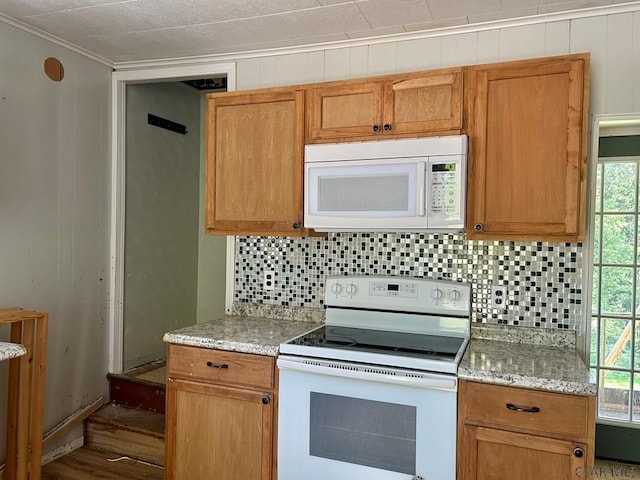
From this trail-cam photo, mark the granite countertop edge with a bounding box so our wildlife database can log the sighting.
[0,342,27,362]
[163,313,321,357]
[459,334,596,396]
[458,367,598,396]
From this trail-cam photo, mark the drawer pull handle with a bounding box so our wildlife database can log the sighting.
[574,448,584,458]
[506,403,540,413]
[262,396,271,405]
[206,361,229,369]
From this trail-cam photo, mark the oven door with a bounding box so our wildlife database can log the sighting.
[277,356,457,480]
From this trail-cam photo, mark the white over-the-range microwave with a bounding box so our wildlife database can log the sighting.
[303,135,468,232]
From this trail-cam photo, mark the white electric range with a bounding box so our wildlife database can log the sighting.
[277,275,471,480]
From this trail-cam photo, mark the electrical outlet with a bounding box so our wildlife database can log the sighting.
[491,286,506,308]
[263,271,275,291]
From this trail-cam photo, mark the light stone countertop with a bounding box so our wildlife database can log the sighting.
[0,342,27,362]
[163,315,321,356]
[459,338,596,396]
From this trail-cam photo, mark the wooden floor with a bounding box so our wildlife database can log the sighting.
[38,447,639,479]
[41,447,163,480]
[594,458,640,479]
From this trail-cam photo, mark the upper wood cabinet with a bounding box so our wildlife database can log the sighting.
[305,68,463,143]
[465,53,589,241]
[205,87,306,236]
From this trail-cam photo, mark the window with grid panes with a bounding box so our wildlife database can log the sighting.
[591,133,640,424]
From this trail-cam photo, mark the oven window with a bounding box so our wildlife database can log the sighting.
[309,392,416,474]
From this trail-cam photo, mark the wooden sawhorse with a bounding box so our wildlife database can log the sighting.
[1,308,48,480]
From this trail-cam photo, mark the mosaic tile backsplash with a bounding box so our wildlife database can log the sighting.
[234,233,584,330]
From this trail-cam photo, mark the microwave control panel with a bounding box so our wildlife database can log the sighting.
[430,161,460,217]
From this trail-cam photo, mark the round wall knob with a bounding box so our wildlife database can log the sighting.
[383,123,392,131]
[474,223,484,232]
[372,124,381,132]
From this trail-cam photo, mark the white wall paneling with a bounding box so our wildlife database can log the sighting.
[324,48,351,81]
[441,32,478,66]
[544,20,570,56]
[476,29,501,64]
[499,23,547,60]
[348,45,369,79]
[367,42,397,75]
[396,37,442,72]
[606,13,635,113]
[274,51,325,86]
[0,20,112,459]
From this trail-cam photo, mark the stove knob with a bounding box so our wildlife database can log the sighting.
[330,282,343,296]
[431,288,443,300]
[345,283,358,297]
[449,289,461,301]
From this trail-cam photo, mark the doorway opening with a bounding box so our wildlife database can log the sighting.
[110,62,236,374]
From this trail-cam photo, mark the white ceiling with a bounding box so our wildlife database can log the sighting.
[0,0,634,64]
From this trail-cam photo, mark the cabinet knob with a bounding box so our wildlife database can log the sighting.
[474,223,484,232]
[383,123,392,131]
[573,448,584,458]
[372,124,381,132]
[293,222,301,229]
[261,396,271,405]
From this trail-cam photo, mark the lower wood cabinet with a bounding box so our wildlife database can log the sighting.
[457,380,595,480]
[165,344,276,480]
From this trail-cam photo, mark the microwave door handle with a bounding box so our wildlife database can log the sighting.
[417,161,427,217]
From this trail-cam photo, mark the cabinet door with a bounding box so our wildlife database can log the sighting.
[460,425,588,480]
[306,81,384,142]
[383,69,462,135]
[466,55,589,241]
[165,378,273,480]
[206,89,305,235]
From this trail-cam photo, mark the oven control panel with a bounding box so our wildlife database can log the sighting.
[325,276,471,316]
[369,280,418,298]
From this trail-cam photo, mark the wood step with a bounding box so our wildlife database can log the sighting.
[85,404,165,467]
[108,361,166,414]
[41,446,163,479]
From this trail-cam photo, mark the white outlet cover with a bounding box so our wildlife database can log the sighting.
[264,271,275,291]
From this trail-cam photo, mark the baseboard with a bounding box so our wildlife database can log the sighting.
[42,435,84,465]
[0,436,83,480]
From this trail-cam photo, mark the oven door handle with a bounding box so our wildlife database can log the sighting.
[277,356,457,392]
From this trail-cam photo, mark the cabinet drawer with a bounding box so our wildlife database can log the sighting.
[464,381,590,438]
[168,344,274,390]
